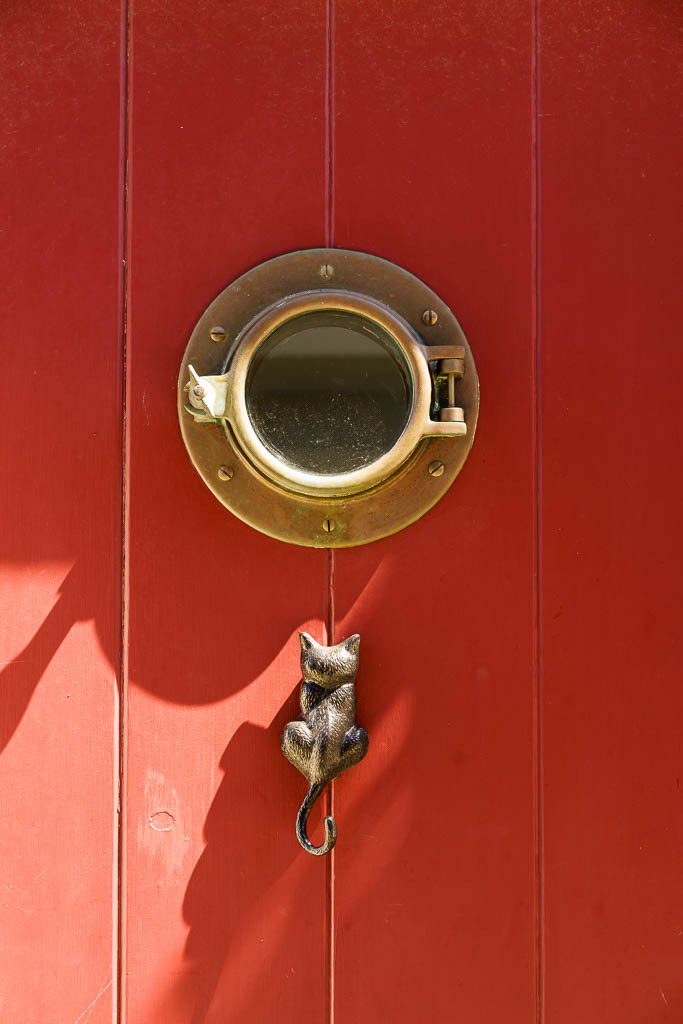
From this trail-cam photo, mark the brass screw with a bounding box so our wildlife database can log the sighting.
[193,384,205,399]
[319,264,334,280]
[428,460,445,478]
[322,518,336,533]
[218,465,234,481]
[210,325,226,343]
[422,309,439,326]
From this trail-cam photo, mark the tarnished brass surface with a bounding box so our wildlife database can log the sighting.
[178,248,479,547]
[281,633,368,856]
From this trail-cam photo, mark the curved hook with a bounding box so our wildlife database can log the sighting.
[296,783,338,856]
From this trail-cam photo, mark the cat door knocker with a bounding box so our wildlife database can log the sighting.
[177,248,478,853]
[282,632,368,855]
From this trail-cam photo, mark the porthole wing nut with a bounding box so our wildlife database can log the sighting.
[186,364,230,421]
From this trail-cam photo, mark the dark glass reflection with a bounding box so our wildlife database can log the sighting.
[246,310,412,475]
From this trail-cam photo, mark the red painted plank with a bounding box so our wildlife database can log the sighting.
[331,2,537,1021]
[540,3,683,1021]
[123,2,330,1020]
[0,1,123,1020]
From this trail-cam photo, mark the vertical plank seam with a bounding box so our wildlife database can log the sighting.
[115,0,132,1020]
[324,547,336,1024]
[531,0,544,1022]
[324,2,336,1021]
[325,0,335,250]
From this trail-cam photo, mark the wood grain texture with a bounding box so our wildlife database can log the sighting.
[0,1,123,1020]
[331,2,537,1020]
[123,2,330,1020]
[539,3,683,1020]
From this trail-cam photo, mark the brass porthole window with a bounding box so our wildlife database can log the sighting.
[178,248,479,546]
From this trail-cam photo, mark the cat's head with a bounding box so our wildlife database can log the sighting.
[299,632,360,689]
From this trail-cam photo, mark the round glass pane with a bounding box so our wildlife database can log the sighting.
[246,310,412,475]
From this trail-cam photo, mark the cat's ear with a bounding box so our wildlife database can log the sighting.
[299,632,315,652]
[342,634,360,656]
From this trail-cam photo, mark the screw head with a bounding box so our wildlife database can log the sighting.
[193,384,205,399]
[319,263,334,280]
[322,518,336,533]
[422,309,439,326]
[218,465,234,481]
[428,460,445,478]
[209,325,226,343]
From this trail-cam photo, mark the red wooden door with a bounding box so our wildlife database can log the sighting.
[2,2,681,1022]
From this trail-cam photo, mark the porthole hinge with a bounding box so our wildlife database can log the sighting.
[419,344,467,435]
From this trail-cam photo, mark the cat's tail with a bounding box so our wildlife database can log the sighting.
[296,783,337,856]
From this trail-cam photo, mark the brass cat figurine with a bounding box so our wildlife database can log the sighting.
[281,632,369,856]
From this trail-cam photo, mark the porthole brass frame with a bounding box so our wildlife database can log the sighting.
[178,248,479,547]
